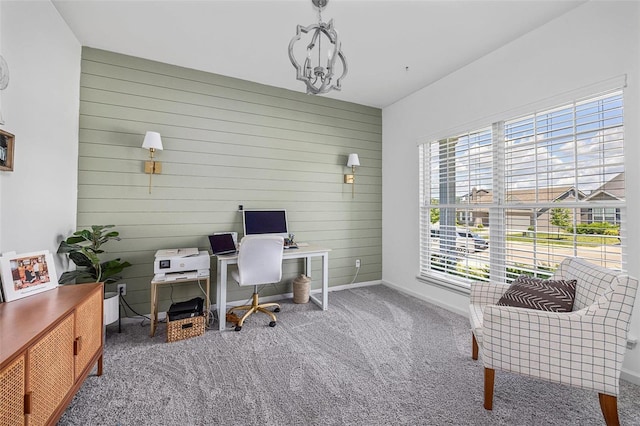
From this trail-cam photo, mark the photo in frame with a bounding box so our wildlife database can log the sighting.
[0,250,59,302]
[0,128,15,171]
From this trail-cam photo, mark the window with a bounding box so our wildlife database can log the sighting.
[419,91,625,288]
[589,207,618,224]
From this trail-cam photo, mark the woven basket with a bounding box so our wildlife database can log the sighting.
[166,315,205,343]
[292,274,311,304]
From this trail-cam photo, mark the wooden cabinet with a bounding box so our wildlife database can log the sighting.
[74,289,103,379]
[27,314,75,426]
[0,283,103,426]
[0,355,25,426]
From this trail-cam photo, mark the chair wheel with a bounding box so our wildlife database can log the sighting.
[274,307,281,313]
[269,321,277,327]
[234,325,242,332]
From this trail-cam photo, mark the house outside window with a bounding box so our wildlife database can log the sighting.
[590,207,619,224]
[419,90,626,288]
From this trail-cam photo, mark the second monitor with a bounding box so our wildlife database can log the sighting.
[242,209,289,238]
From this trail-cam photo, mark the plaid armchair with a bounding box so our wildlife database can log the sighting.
[469,257,638,425]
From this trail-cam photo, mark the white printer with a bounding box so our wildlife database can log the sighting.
[153,248,210,282]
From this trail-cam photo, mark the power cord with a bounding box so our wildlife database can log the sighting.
[350,265,361,284]
[195,278,216,328]
[118,291,153,325]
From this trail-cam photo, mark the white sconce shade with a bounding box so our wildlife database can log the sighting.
[347,153,360,167]
[142,131,163,194]
[344,153,360,198]
[142,131,163,151]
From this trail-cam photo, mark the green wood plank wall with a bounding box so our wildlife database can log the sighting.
[77,47,382,317]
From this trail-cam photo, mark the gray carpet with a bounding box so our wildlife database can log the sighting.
[60,285,640,425]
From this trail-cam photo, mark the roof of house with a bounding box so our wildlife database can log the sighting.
[584,172,625,201]
[461,186,584,204]
[460,172,625,204]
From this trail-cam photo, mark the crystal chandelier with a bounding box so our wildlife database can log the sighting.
[288,0,348,95]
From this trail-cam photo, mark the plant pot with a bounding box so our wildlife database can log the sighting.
[104,291,119,325]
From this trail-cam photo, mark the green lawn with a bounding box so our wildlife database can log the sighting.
[507,232,620,246]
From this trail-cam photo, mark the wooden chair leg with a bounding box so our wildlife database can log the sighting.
[599,393,620,426]
[472,333,478,360]
[484,368,495,410]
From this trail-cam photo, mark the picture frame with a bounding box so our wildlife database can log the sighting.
[0,128,15,171]
[0,250,59,302]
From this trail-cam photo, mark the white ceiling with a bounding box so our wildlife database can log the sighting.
[52,0,585,109]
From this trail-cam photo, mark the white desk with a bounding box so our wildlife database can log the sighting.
[215,245,331,331]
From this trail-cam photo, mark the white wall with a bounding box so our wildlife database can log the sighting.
[0,1,80,274]
[382,1,640,379]
[0,2,3,248]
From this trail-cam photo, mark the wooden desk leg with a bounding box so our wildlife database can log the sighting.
[150,282,157,337]
[205,277,210,327]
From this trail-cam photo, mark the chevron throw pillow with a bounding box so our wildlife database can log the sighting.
[497,275,577,312]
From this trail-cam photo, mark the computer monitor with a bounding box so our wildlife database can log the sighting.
[242,209,288,238]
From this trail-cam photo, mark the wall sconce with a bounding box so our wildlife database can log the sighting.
[344,153,360,198]
[142,131,163,193]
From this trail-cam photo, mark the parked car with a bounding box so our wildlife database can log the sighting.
[430,225,488,253]
[456,229,489,252]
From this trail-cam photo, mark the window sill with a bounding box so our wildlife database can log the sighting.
[416,273,471,296]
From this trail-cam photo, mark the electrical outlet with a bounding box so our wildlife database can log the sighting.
[355,259,361,268]
[117,283,126,296]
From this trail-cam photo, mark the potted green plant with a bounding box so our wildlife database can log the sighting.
[57,225,132,325]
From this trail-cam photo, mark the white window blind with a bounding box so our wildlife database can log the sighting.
[419,128,494,286]
[419,90,626,288]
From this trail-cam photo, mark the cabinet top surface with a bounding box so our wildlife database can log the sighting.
[0,283,103,367]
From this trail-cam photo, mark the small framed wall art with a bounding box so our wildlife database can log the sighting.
[0,250,59,302]
[0,128,15,171]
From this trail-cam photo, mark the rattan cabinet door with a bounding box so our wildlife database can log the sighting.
[74,289,103,378]
[0,354,25,426]
[27,314,74,426]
